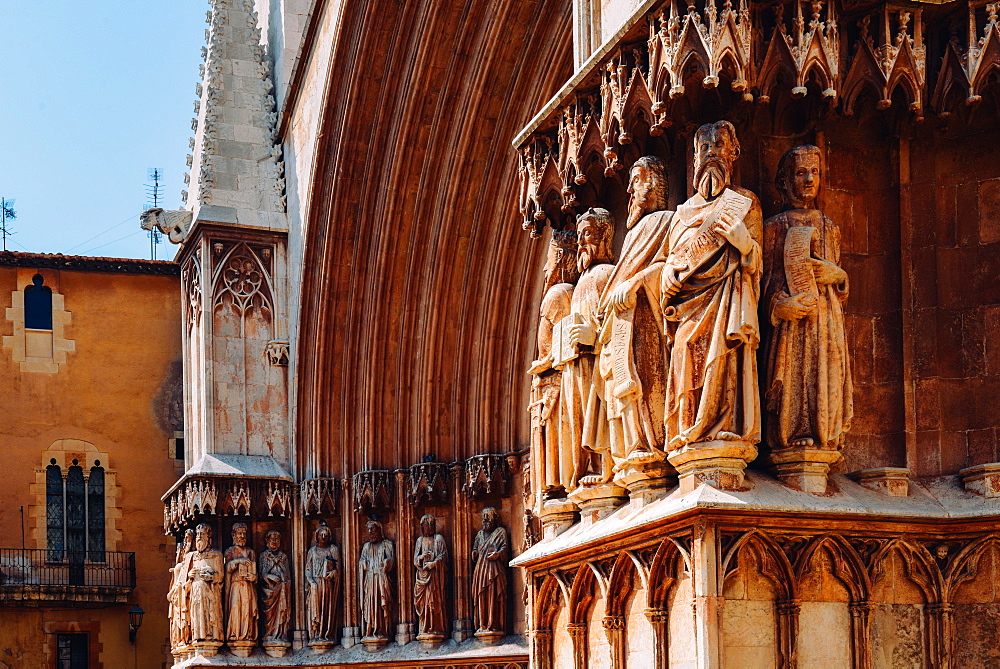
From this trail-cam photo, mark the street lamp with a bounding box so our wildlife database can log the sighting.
[128,605,145,643]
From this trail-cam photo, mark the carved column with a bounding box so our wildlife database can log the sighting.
[290,487,307,650]
[567,622,588,669]
[449,460,473,641]
[644,608,670,669]
[927,602,954,669]
[603,615,626,669]
[340,478,360,648]
[394,468,416,645]
[692,519,722,668]
[776,599,801,669]
[532,628,554,669]
[849,601,874,669]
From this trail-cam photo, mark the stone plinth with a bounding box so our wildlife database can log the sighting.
[538,497,576,539]
[615,460,674,506]
[189,641,222,657]
[262,641,290,658]
[668,441,756,493]
[361,635,389,651]
[417,632,445,648]
[769,448,843,494]
[960,463,1000,497]
[474,629,506,645]
[227,641,254,658]
[849,467,910,497]
[567,482,627,523]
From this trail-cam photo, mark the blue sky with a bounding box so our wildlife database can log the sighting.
[1,1,206,260]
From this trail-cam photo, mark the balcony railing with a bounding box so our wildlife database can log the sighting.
[0,549,135,605]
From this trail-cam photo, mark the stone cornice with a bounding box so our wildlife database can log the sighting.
[0,251,179,276]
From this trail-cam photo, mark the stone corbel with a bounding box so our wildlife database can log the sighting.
[264,339,289,366]
[463,454,510,498]
[352,470,393,513]
[407,461,449,505]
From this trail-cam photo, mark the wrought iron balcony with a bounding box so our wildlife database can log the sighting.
[0,549,135,606]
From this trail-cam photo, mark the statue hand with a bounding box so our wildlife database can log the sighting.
[714,213,753,256]
[527,357,550,375]
[809,258,847,285]
[662,265,684,299]
[569,321,597,346]
[773,292,817,321]
[608,282,637,312]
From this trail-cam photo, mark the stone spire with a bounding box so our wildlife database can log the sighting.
[182,0,286,237]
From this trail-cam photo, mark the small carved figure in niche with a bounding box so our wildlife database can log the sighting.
[472,507,508,641]
[661,122,763,450]
[763,147,852,452]
[527,229,579,502]
[558,209,616,488]
[187,523,225,649]
[305,522,341,646]
[168,528,195,652]
[522,509,539,551]
[224,522,258,654]
[600,158,674,476]
[258,530,292,652]
[412,514,449,641]
[359,520,395,645]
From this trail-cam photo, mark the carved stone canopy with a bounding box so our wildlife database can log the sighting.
[463,454,510,499]
[407,462,449,505]
[301,477,341,516]
[352,470,393,513]
[161,454,292,533]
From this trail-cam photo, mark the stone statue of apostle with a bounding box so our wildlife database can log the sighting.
[413,514,448,641]
[359,521,395,646]
[187,523,225,654]
[305,523,341,648]
[258,529,292,655]
[224,522,258,655]
[472,507,508,642]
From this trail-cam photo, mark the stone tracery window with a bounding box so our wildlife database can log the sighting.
[45,458,106,561]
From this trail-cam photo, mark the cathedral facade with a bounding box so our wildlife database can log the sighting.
[153,0,1000,666]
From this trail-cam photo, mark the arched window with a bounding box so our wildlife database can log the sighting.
[24,274,53,330]
[45,459,106,561]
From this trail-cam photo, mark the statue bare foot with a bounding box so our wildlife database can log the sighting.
[624,449,658,465]
[790,437,815,447]
[717,431,742,441]
[578,474,609,486]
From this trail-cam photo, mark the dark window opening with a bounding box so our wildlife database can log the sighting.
[87,465,105,561]
[46,463,64,561]
[45,460,106,563]
[174,437,185,460]
[57,633,88,669]
[24,274,53,330]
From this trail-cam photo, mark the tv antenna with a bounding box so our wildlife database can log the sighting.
[145,168,164,259]
[0,198,16,252]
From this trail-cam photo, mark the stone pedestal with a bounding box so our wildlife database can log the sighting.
[849,467,910,497]
[417,632,446,648]
[567,483,627,523]
[769,448,842,494]
[960,463,1000,497]
[227,641,255,658]
[452,618,473,643]
[263,641,291,658]
[615,460,674,506]
[311,638,337,652]
[668,441,756,493]
[538,497,577,539]
[189,641,222,657]
[474,629,505,645]
[362,635,390,651]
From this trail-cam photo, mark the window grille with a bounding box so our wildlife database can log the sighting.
[45,459,106,562]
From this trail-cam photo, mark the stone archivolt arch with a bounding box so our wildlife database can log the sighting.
[794,534,870,602]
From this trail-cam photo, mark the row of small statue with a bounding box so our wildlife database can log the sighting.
[167,508,509,657]
[528,121,853,499]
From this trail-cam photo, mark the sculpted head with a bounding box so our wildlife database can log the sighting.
[481,507,499,532]
[366,520,384,543]
[195,523,212,552]
[694,121,740,199]
[576,208,614,273]
[776,145,822,209]
[627,156,669,228]
[182,528,195,552]
[314,523,332,548]
[231,522,248,547]
[544,229,580,289]
[419,514,436,538]
[265,529,282,552]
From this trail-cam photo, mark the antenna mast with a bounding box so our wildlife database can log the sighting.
[145,168,164,259]
[0,198,16,252]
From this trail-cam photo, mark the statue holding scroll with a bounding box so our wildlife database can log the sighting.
[359,521,395,645]
[559,208,616,487]
[168,528,194,652]
[661,122,763,466]
[224,522,258,653]
[305,523,341,645]
[187,523,225,649]
[601,157,675,478]
[763,146,852,464]
[528,229,578,500]
[258,530,292,651]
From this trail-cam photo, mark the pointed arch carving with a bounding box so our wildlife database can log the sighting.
[795,534,870,602]
[648,536,688,610]
[944,534,1000,601]
[535,572,566,630]
[569,562,600,624]
[869,538,941,604]
[606,551,647,618]
[182,251,203,330]
[722,529,796,601]
[212,243,275,327]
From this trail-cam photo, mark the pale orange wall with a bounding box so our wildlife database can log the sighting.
[0,262,181,669]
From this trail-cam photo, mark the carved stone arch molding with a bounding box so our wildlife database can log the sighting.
[532,573,566,669]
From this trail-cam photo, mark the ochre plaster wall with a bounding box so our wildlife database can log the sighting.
[0,264,181,669]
